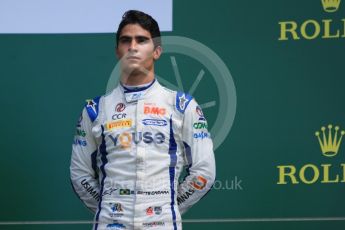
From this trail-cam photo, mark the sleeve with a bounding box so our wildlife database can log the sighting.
[177,99,216,215]
[70,107,100,213]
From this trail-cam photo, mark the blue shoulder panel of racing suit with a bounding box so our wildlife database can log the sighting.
[85,96,101,122]
[175,92,193,114]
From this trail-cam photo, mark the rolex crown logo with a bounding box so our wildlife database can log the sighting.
[315,124,345,157]
[321,0,341,12]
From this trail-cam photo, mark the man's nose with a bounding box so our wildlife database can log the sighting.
[128,40,138,51]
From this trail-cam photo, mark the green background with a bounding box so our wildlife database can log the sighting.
[1,0,345,229]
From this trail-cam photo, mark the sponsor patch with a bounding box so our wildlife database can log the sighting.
[80,179,100,201]
[86,99,97,114]
[177,188,195,205]
[146,206,162,216]
[125,92,143,102]
[176,92,193,113]
[146,207,153,216]
[108,132,165,148]
[106,222,126,229]
[154,206,162,215]
[119,189,132,195]
[73,138,87,146]
[137,190,169,195]
[102,188,118,196]
[193,132,209,139]
[118,189,169,196]
[106,119,132,131]
[112,113,127,120]
[142,222,165,228]
[144,105,166,115]
[193,122,208,129]
[75,129,86,137]
[109,203,124,218]
[191,176,208,190]
[196,106,206,121]
[85,97,101,122]
[115,103,126,112]
[178,94,188,110]
[142,119,167,126]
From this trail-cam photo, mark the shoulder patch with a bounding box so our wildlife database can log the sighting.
[85,96,101,122]
[176,92,193,114]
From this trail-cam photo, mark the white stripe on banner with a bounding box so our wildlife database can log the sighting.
[0,0,172,33]
[1,217,345,225]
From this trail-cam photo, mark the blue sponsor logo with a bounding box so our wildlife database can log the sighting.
[193,132,209,139]
[106,223,126,229]
[73,138,87,146]
[110,203,123,213]
[142,119,167,126]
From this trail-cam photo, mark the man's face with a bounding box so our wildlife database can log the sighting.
[116,24,161,75]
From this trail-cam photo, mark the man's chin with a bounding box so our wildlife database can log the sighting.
[123,66,148,76]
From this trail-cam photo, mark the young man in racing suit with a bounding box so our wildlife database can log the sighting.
[70,10,216,230]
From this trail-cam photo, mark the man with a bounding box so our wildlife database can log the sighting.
[70,10,216,230]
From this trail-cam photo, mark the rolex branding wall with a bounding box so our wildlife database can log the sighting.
[0,0,344,229]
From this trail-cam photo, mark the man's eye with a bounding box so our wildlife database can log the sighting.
[137,37,149,43]
[120,38,131,43]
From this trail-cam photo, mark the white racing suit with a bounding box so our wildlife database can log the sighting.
[70,80,216,230]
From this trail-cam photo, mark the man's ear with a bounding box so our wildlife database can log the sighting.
[153,46,162,61]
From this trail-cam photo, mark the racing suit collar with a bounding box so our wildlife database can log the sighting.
[120,79,156,93]
[120,78,158,103]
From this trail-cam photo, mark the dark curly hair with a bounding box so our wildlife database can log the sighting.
[116,10,161,48]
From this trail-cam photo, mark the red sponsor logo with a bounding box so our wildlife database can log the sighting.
[144,106,166,115]
[146,207,154,216]
[196,106,204,117]
[115,103,126,112]
[191,176,207,190]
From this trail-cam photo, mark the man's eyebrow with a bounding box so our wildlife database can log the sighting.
[119,35,150,40]
[119,35,131,40]
[135,35,150,39]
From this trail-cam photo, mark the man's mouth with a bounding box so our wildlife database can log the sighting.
[127,56,140,60]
